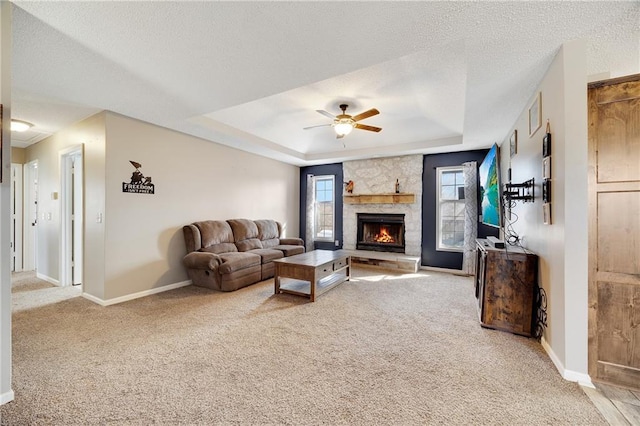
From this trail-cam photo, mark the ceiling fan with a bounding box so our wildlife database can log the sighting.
[304,104,382,139]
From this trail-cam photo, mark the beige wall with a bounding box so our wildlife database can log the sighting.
[25,112,107,298]
[11,147,25,164]
[103,112,300,300]
[22,111,299,303]
[499,40,589,380]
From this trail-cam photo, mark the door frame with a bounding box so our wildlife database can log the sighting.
[23,159,38,271]
[60,145,84,287]
[10,163,23,272]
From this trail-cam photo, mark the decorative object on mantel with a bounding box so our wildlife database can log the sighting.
[395,179,400,194]
[123,160,155,194]
[528,91,541,137]
[344,180,354,194]
[344,193,415,204]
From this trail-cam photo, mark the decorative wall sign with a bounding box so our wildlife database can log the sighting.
[122,160,155,194]
[528,92,541,137]
[510,129,518,157]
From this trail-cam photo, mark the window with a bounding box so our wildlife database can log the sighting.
[436,166,465,251]
[313,175,334,241]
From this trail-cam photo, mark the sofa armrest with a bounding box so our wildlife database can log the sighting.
[183,252,222,270]
[280,237,304,246]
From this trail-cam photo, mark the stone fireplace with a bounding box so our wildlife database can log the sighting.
[356,213,405,253]
[343,155,423,256]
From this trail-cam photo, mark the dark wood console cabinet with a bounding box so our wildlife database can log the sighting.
[474,239,539,337]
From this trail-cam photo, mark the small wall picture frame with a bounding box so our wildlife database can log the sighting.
[510,129,518,157]
[542,132,552,157]
[528,92,541,137]
[542,157,551,179]
[542,178,551,203]
[543,203,552,225]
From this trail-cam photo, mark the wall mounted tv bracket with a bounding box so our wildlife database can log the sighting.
[503,178,535,203]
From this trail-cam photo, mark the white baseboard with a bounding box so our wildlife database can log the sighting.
[36,272,60,286]
[541,336,594,388]
[82,280,192,306]
[420,265,468,276]
[1,389,15,405]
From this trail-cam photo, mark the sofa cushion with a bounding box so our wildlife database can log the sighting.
[248,248,284,264]
[200,244,238,255]
[274,244,305,256]
[228,219,264,252]
[195,220,236,252]
[255,219,281,248]
[218,252,261,274]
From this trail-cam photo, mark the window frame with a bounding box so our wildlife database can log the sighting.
[312,175,335,242]
[436,166,466,252]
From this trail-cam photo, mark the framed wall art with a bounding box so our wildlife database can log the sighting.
[528,92,541,137]
[542,156,551,179]
[543,202,552,225]
[542,178,551,203]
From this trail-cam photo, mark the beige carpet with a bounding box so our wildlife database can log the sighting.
[1,268,605,425]
[10,271,81,313]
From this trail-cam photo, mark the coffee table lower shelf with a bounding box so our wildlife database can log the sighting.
[278,270,349,299]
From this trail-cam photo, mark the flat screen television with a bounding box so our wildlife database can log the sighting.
[478,143,501,228]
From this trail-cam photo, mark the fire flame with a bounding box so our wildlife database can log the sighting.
[374,226,395,243]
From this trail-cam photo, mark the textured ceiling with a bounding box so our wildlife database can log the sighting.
[10,1,640,165]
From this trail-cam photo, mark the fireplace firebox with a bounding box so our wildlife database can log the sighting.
[356,213,405,253]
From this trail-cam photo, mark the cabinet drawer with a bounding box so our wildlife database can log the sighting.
[316,264,334,279]
[333,258,347,270]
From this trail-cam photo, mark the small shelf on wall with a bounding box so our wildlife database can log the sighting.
[343,193,415,204]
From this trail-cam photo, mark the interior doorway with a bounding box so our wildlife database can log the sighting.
[23,160,38,272]
[60,146,83,287]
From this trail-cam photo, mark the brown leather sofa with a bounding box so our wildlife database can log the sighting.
[182,219,305,291]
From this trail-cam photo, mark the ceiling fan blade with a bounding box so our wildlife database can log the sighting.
[352,108,379,122]
[316,110,335,119]
[303,124,332,130]
[354,123,382,132]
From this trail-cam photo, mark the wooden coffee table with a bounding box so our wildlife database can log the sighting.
[274,249,351,302]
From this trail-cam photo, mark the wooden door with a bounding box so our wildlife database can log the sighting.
[588,75,640,390]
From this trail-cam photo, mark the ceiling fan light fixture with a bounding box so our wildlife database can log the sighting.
[334,119,354,136]
[11,119,34,132]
